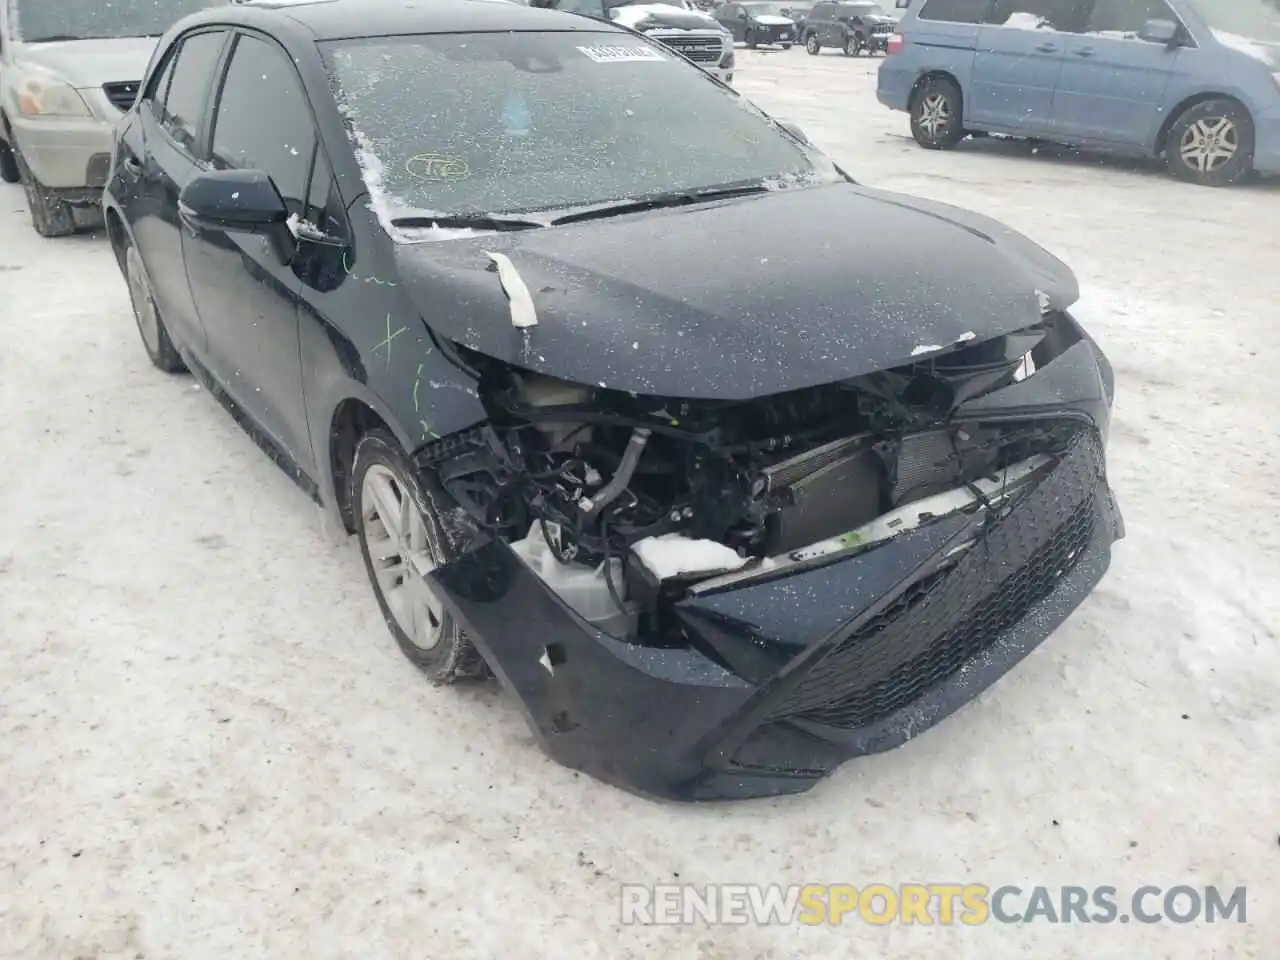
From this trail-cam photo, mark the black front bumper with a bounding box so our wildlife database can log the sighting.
[431,422,1123,802]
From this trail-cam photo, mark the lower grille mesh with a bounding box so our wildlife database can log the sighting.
[763,430,1103,730]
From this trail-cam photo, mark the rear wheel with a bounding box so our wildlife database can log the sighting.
[353,430,488,683]
[12,142,75,237]
[843,33,862,56]
[910,75,966,150]
[124,240,186,373]
[1165,99,1254,187]
[805,33,821,54]
[0,140,18,184]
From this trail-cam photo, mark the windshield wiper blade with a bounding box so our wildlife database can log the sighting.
[550,183,771,226]
[24,34,86,42]
[390,214,544,233]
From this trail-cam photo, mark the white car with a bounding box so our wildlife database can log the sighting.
[0,0,221,236]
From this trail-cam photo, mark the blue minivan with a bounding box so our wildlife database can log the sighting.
[877,0,1280,185]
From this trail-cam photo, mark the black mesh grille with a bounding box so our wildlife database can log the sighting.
[762,430,1103,730]
[102,81,139,112]
[657,36,724,62]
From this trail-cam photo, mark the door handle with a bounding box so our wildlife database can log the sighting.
[1034,41,1058,53]
[1074,46,1096,57]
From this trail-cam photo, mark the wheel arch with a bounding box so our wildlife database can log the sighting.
[1155,92,1252,157]
[327,393,402,533]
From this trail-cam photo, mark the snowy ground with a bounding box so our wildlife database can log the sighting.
[2,50,1278,960]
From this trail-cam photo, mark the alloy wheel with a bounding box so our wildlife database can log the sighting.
[918,92,952,140]
[1178,117,1238,174]
[361,463,446,650]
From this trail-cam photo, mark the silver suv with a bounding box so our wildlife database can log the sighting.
[0,0,220,236]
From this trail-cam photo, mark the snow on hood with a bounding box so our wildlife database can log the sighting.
[1212,29,1279,66]
[391,183,1080,399]
[752,14,797,25]
[11,36,157,89]
[610,4,721,29]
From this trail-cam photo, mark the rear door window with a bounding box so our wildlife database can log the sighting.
[144,45,179,117]
[918,0,990,23]
[160,30,227,154]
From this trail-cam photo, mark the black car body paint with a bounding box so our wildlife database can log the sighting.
[104,0,1123,801]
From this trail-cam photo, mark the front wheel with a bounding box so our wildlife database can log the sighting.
[746,29,758,49]
[781,42,793,50]
[1165,99,1254,187]
[843,34,862,56]
[353,430,488,684]
[910,76,966,150]
[13,143,75,237]
[805,33,821,55]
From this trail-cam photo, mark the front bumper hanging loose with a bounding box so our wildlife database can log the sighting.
[429,426,1123,802]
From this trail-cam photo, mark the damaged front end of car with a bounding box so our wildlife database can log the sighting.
[420,309,1123,801]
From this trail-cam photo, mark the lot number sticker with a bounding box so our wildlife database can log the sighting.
[577,44,666,63]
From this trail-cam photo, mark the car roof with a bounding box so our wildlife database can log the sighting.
[210,0,603,40]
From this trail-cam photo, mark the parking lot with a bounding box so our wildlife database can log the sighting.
[1,47,1277,959]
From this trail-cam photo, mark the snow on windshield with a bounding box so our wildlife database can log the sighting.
[323,32,826,241]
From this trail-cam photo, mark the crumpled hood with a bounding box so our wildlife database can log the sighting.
[394,183,1079,400]
[752,14,797,25]
[612,4,724,31]
[12,37,157,89]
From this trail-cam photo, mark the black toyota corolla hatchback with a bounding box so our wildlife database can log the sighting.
[104,0,1123,801]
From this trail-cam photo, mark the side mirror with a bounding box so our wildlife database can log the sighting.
[737,9,749,17]
[895,0,910,8]
[777,119,810,145]
[1138,18,1178,45]
[178,168,288,235]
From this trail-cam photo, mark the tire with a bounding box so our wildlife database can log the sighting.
[123,239,187,373]
[805,33,821,55]
[843,33,862,56]
[12,142,76,237]
[746,29,758,49]
[910,75,966,150]
[353,429,488,684]
[1165,98,1254,187]
[781,42,793,50]
[0,140,18,184]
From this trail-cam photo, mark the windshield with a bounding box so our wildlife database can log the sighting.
[322,32,826,226]
[1190,0,1280,44]
[743,3,790,14]
[842,2,885,14]
[9,0,217,43]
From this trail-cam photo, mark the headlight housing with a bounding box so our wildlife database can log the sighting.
[13,66,92,118]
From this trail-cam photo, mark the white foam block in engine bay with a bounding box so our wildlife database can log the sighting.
[631,534,748,581]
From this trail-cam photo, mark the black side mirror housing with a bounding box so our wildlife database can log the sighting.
[1138,18,1178,45]
[179,168,289,235]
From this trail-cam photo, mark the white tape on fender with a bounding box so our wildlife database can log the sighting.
[577,44,666,63]
[485,251,538,329]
